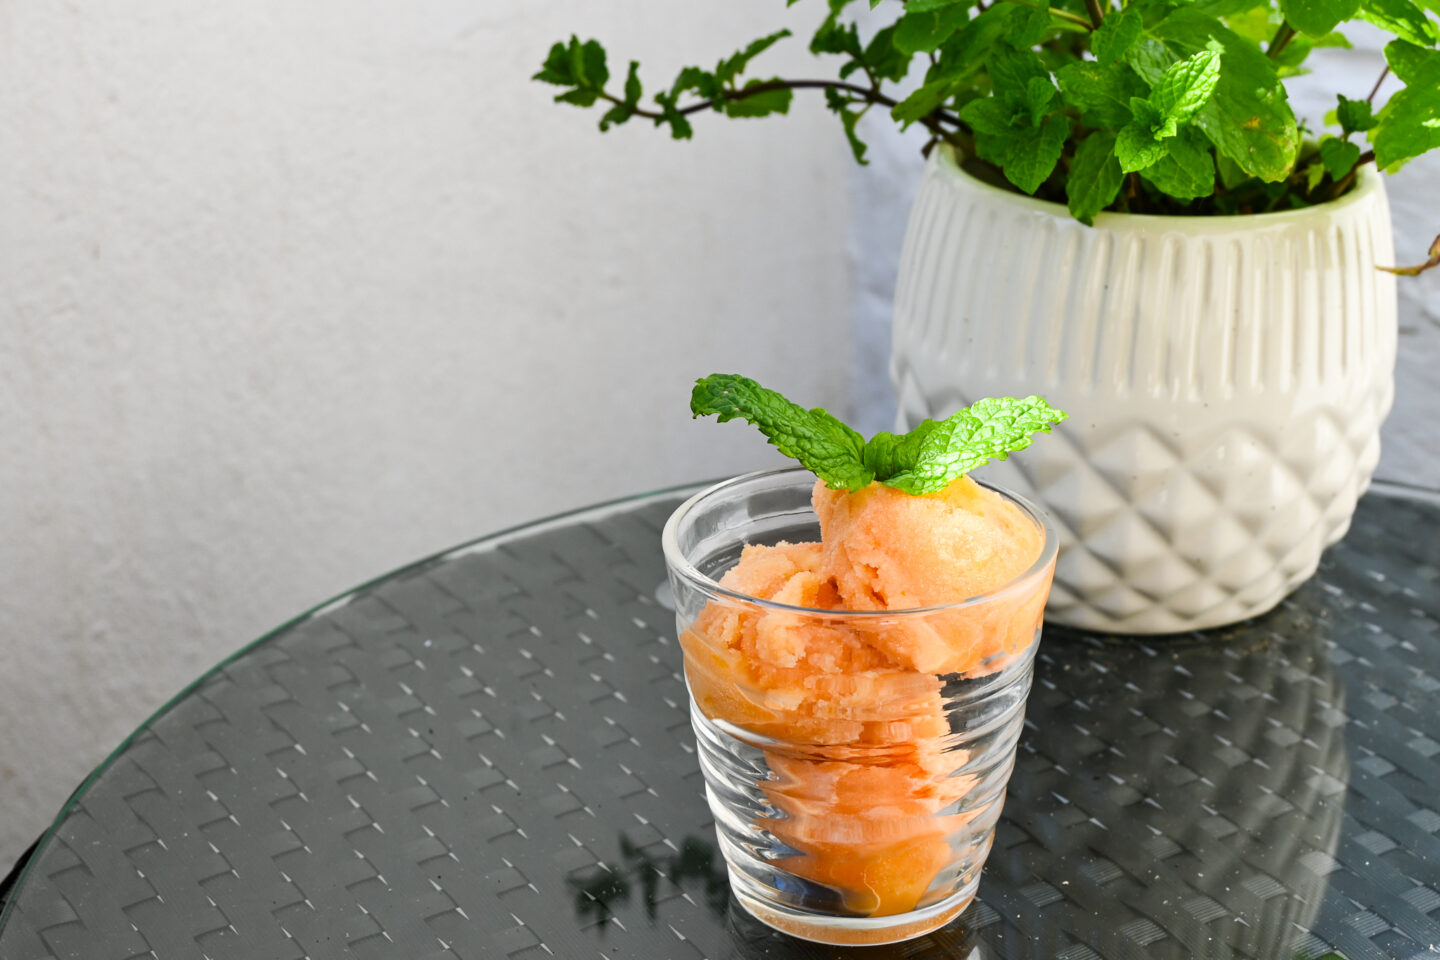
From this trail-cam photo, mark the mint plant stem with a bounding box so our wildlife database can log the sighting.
[1367,66,1391,103]
[1267,21,1298,60]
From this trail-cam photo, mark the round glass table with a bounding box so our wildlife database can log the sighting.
[2,481,1438,960]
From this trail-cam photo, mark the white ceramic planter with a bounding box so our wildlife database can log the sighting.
[891,147,1398,634]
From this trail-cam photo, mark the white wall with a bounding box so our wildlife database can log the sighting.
[0,0,852,869]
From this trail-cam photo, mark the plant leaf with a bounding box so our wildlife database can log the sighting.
[1067,132,1124,224]
[1005,114,1072,192]
[824,87,870,163]
[1057,61,1150,127]
[534,39,578,86]
[1026,76,1059,123]
[1117,120,1171,171]
[881,397,1068,495]
[1131,13,1299,180]
[691,375,872,490]
[1357,0,1440,45]
[894,4,972,54]
[1281,0,1363,35]
[1319,135,1362,176]
[1150,48,1224,125]
[717,30,793,84]
[1373,41,1440,168]
[723,79,794,117]
[1094,7,1144,63]
[1141,126,1217,199]
[862,422,939,480]
[1337,94,1379,133]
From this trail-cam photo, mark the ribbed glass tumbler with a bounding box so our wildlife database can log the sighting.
[661,468,1058,945]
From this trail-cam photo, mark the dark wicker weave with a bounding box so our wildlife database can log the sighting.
[2,483,1437,960]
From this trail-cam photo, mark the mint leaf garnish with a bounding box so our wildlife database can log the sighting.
[691,374,1066,495]
[880,396,1068,495]
[691,374,872,490]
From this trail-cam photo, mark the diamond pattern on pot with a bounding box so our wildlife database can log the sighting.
[889,147,1398,633]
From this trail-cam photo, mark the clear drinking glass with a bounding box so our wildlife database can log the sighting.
[661,467,1058,946]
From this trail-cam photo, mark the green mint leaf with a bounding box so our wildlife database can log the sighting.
[654,93,695,139]
[1386,35,1439,80]
[670,65,722,101]
[556,88,601,108]
[1140,126,1217,199]
[1373,40,1440,169]
[535,39,578,86]
[1319,136,1362,177]
[723,79,794,118]
[600,61,643,131]
[571,37,609,90]
[1130,95,1169,133]
[893,79,953,126]
[717,30,793,85]
[812,10,864,57]
[624,61,643,106]
[926,5,1034,88]
[691,375,872,491]
[879,397,1068,495]
[824,88,870,164]
[1222,5,1279,44]
[1067,132,1124,224]
[856,24,913,82]
[1195,0,1277,16]
[1117,120,1171,172]
[1305,159,1327,190]
[1026,77,1059,123]
[1150,48,1223,125]
[1129,15,1298,181]
[908,0,968,10]
[1358,0,1440,45]
[862,422,938,480]
[1094,8,1144,63]
[1337,94,1379,133]
[1004,1,1053,46]
[1281,0,1362,36]
[959,96,1018,138]
[1057,61,1149,127]
[894,4,971,54]
[990,46,1052,102]
[1216,152,1254,189]
[1004,114,1072,193]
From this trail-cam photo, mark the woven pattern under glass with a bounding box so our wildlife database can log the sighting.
[1,488,1438,960]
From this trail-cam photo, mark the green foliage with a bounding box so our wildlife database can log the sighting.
[1282,0,1362,37]
[1373,40,1440,168]
[537,0,1440,225]
[1066,132,1124,223]
[691,375,1066,494]
[689,374,871,491]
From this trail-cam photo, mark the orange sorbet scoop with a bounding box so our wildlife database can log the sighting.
[680,476,1049,917]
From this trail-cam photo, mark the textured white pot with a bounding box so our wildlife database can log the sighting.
[891,147,1398,634]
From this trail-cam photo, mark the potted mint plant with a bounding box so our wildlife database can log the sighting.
[535,0,1439,634]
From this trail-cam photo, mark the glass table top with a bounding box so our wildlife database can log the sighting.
[1,482,1437,960]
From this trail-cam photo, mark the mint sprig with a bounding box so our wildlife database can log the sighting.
[691,374,1066,494]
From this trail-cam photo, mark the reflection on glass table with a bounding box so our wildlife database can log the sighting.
[0,483,1435,960]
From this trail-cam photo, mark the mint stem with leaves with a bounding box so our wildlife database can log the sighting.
[535,2,1440,271]
[691,374,1066,496]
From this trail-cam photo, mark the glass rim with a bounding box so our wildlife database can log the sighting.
[660,465,1059,619]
